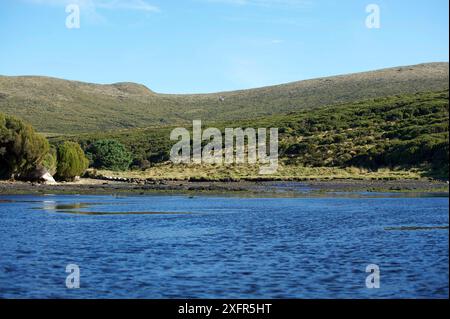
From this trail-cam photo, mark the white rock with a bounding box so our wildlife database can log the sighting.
[42,172,57,184]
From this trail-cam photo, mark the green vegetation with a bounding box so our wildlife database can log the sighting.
[0,113,49,179]
[0,63,448,133]
[86,139,132,171]
[56,142,89,181]
[266,90,449,177]
[91,165,425,182]
[1,64,448,183]
[42,148,57,175]
[50,90,449,180]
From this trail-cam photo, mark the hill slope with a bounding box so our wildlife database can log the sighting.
[0,62,448,133]
[50,90,449,178]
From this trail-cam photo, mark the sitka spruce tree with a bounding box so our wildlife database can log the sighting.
[0,112,49,179]
[56,141,89,181]
[86,139,132,171]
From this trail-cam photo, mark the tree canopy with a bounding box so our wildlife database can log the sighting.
[56,141,89,181]
[0,113,49,179]
[86,139,132,171]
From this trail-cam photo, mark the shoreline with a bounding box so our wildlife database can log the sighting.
[0,178,448,196]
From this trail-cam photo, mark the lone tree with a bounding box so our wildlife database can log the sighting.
[56,141,89,181]
[86,139,132,171]
[0,113,49,179]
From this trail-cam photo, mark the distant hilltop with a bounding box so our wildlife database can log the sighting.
[0,62,448,133]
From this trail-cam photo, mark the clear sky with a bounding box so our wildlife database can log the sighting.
[0,0,448,93]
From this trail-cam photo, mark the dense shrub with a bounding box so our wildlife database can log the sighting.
[131,158,151,170]
[56,142,89,181]
[0,113,49,179]
[42,148,57,175]
[147,150,169,163]
[86,139,132,171]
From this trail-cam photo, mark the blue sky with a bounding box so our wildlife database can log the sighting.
[0,0,448,93]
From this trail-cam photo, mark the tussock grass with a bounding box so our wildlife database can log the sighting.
[92,164,423,182]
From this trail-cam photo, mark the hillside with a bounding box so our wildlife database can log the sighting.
[50,90,449,179]
[0,62,448,133]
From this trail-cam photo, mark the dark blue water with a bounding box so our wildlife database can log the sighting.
[0,194,448,298]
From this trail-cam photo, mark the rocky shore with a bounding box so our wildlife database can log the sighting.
[0,178,448,196]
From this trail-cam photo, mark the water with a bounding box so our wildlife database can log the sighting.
[0,194,448,298]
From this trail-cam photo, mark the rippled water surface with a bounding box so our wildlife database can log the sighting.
[0,194,448,298]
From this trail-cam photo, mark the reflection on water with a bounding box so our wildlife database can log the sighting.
[49,211,192,216]
[0,194,448,299]
[34,201,192,215]
[40,202,96,211]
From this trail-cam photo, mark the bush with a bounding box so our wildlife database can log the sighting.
[0,113,49,179]
[131,158,151,170]
[42,148,57,175]
[86,139,132,171]
[56,142,89,181]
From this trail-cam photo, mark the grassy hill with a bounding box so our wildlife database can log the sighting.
[1,62,448,133]
[49,90,449,179]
